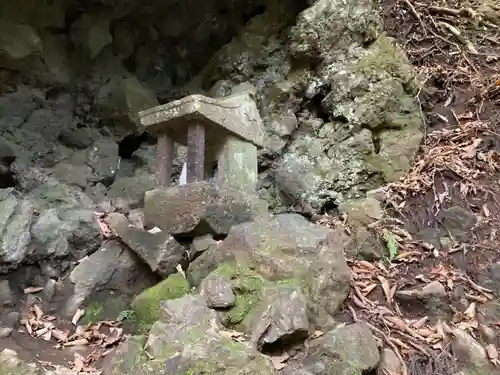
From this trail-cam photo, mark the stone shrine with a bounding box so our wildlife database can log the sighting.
[139,86,268,238]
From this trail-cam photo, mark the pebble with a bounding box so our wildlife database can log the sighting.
[0,326,13,338]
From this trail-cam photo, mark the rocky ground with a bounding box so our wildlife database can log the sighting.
[0,0,499,375]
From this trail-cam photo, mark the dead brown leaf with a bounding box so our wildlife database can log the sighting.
[23,286,44,294]
[72,309,85,326]
[269,352,290,370]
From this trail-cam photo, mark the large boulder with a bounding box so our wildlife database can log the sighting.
[144,181,268,239]
[189,214,352,331]
[301,323,380,375]
[105,294,275,375]
[0,188,34,273]
[63,239,156,317]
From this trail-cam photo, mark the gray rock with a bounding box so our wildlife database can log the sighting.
[451,327,497,375]
[249,284,309,350]
[70,13,112,59]
[58,128,96,150]
[51,163,93,188]
[94,76,159,129]
[187,245,227,288]
[190,234,218,260]
[21,170,95,211]
[304,229,352,319]
[30,209,69,258]
[304,323,380,375]
[0,326,13,338]
[187,213,333,288]
[144,181,268,238]
[43,279,57,302]
[0,280,13,307]
[31,208,101,260]
[39,261,61,279]
[0,189,33,271]
[106,214,188,278]
[64,239,155,317]
[0,21,42,69]
[100,335,148,375]
[0,349,38,375]
[479,261,500,295]
[218,214,334,280]
[81,140,119,185]
[107,173,159,210]
[201,274,236,309]
[339,197,384,227]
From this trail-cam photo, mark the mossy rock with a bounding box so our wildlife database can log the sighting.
[211,262,270,328]
[353,35,414,85]
[0,349,38,375]
[131,273,190,332]
[169,337,275,375]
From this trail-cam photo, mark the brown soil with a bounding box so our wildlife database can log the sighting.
[338,0,500,374]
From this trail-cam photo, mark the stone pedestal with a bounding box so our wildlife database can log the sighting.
[144,181,268,239]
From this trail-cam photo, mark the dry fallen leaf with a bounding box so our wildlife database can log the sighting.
[486,344,498,361]
[377,276,392,305]
[310,330,324,339]
[24,286,44,294]
[269,352,290,370]
[412,316,428,329]
[72,309,85,326]
[63,338,89,347]
[464,302,476,319]
[32,305,44,320]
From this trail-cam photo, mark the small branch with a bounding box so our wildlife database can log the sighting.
[439,21,478,54]
[429,6,477,18]
[402,0,427,35]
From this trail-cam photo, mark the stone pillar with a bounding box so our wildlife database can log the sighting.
[187,123,205,183]
[216,135,258,193]
[156,134,174,187]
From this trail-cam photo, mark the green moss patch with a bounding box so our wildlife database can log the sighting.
[131,273,190,332]
[212,262,269,327]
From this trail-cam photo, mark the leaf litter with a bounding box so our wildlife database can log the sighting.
[19,304,125,374]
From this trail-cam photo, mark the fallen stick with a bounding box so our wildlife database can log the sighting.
[429,6,477,18]
[439,21,478,54]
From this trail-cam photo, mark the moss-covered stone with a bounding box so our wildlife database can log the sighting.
[353,35,414,84]
[169,337,275,375]
[0,349,39,375]
[131,273,190,331]
[211,262,269,327]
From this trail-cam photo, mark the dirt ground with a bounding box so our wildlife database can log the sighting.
[338,0,500,374]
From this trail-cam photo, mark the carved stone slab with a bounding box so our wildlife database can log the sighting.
[138,89,266,148]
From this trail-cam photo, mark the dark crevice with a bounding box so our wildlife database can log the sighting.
[303,93,330,122]
[241,5,266,24]
[320,200,338,215]
[371,131,381,154]
[118,132,149,159]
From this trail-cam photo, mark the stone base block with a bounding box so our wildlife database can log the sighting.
[144,181,268,238]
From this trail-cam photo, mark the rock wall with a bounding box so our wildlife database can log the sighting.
[0,0,423,272]
[190,0,424,211]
